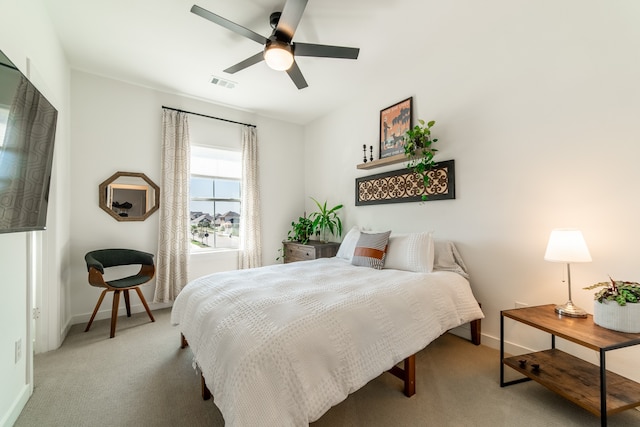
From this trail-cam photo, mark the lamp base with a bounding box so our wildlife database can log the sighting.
[555,301,588,318]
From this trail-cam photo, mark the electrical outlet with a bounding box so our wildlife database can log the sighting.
[15,339,21,363]
[515,301,528,309]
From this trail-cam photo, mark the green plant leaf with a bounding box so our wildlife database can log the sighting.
[308,197,344,240]
[403,118,440,203]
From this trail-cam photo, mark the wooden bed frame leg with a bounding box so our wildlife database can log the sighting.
[387,354,416,397]
[179,334,209,400]
[201,372,211,400]
[403,354,416,397]
[470,303,482,346]
[180,333,189,349]
[471,318,481,346]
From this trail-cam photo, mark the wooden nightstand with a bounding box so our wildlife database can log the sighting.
[282,240,340,263]
[500,304,640,426]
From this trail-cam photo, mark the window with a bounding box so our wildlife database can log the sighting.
[190,146,241,252]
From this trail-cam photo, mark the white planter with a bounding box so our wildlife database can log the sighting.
[593,300,640,333]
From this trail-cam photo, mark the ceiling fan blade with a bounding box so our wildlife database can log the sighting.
[294,42,360,59]
[191,5,268,45]
[224,52,264,74]
[276,0,308,41]
[286,61,308,89]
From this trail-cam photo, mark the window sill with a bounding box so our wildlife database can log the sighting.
[190,248,240,256]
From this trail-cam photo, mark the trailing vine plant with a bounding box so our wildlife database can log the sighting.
[286,214,314,244]
[404,119,438,201]
[276,214,314,261]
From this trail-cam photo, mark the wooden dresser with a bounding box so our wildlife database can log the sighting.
[282,240,340,263]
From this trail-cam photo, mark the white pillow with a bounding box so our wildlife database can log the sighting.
[335,226,361,261]
[433,240,468,278]
[383,232,434,273]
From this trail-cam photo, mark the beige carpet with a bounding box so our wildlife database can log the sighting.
[14,308,640,426]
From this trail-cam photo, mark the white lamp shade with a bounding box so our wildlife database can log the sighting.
[544,228,592,263]
[264,44,294,71]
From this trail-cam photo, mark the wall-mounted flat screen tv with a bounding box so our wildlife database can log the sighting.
[0,48,58,234]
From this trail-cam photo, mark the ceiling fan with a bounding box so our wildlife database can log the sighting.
[191,0,360,89]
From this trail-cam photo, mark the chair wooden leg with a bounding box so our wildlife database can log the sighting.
[110,290,121,338]
[135,287,155,323]
[85,289,109,332]
[124,289,132,317]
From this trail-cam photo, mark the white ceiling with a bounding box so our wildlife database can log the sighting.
[42,0,416,125]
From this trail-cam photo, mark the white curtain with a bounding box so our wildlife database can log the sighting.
[154,109,190,303]
[239,126,262,269]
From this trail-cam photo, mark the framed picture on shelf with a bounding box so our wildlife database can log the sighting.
[379,97,412,159]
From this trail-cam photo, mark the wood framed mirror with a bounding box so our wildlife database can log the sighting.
[99,172,160,221]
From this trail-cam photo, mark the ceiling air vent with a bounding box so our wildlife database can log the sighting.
[210,76,237,89]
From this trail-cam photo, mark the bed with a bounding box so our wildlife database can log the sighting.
[171,232,484,426]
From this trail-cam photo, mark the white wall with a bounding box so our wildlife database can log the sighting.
[0,0,71,426]
[4,2,640,425]
[69,71,305,324]
[304,1,640,381]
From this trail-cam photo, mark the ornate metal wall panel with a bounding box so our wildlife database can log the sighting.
[356,160,455,206]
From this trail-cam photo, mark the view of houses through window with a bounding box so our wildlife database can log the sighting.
[190,146,241,252]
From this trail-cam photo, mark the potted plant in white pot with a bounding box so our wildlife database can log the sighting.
[583,277,640,333]
[404,119,439,201]
[309,197,343,243]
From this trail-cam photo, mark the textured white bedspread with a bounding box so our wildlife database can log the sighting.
[171,257,484,426]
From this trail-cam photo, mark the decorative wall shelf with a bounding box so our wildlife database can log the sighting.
[357,153,408,170]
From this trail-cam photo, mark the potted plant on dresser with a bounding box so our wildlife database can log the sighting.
[277,214,314,261]
[286,214,314,245]
[278,199,343,263]
[584,277,640,333]
[309,197,343,243]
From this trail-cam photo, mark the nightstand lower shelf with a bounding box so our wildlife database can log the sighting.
[501,304,640,426]
[503,349,640,416]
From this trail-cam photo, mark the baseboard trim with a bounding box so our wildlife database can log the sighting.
[61,316,72,343]
[449,325,533,356]
[479,332,535,356]
[0,384,30,427]
[70,302,172,326]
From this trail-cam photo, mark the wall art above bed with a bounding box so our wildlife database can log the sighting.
[355,160,455,205]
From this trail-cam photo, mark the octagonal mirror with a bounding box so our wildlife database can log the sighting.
[99,172,160,221]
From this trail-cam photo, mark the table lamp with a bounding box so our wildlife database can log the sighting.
[544,228,592,318]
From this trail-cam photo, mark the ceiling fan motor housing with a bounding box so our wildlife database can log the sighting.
[269,12,282,30]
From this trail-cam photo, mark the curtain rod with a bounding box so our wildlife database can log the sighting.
[162,106,256,128]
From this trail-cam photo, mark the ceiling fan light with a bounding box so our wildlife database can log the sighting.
[264,42,294,71]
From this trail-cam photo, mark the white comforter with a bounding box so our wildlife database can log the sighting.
[171,257,483,426]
